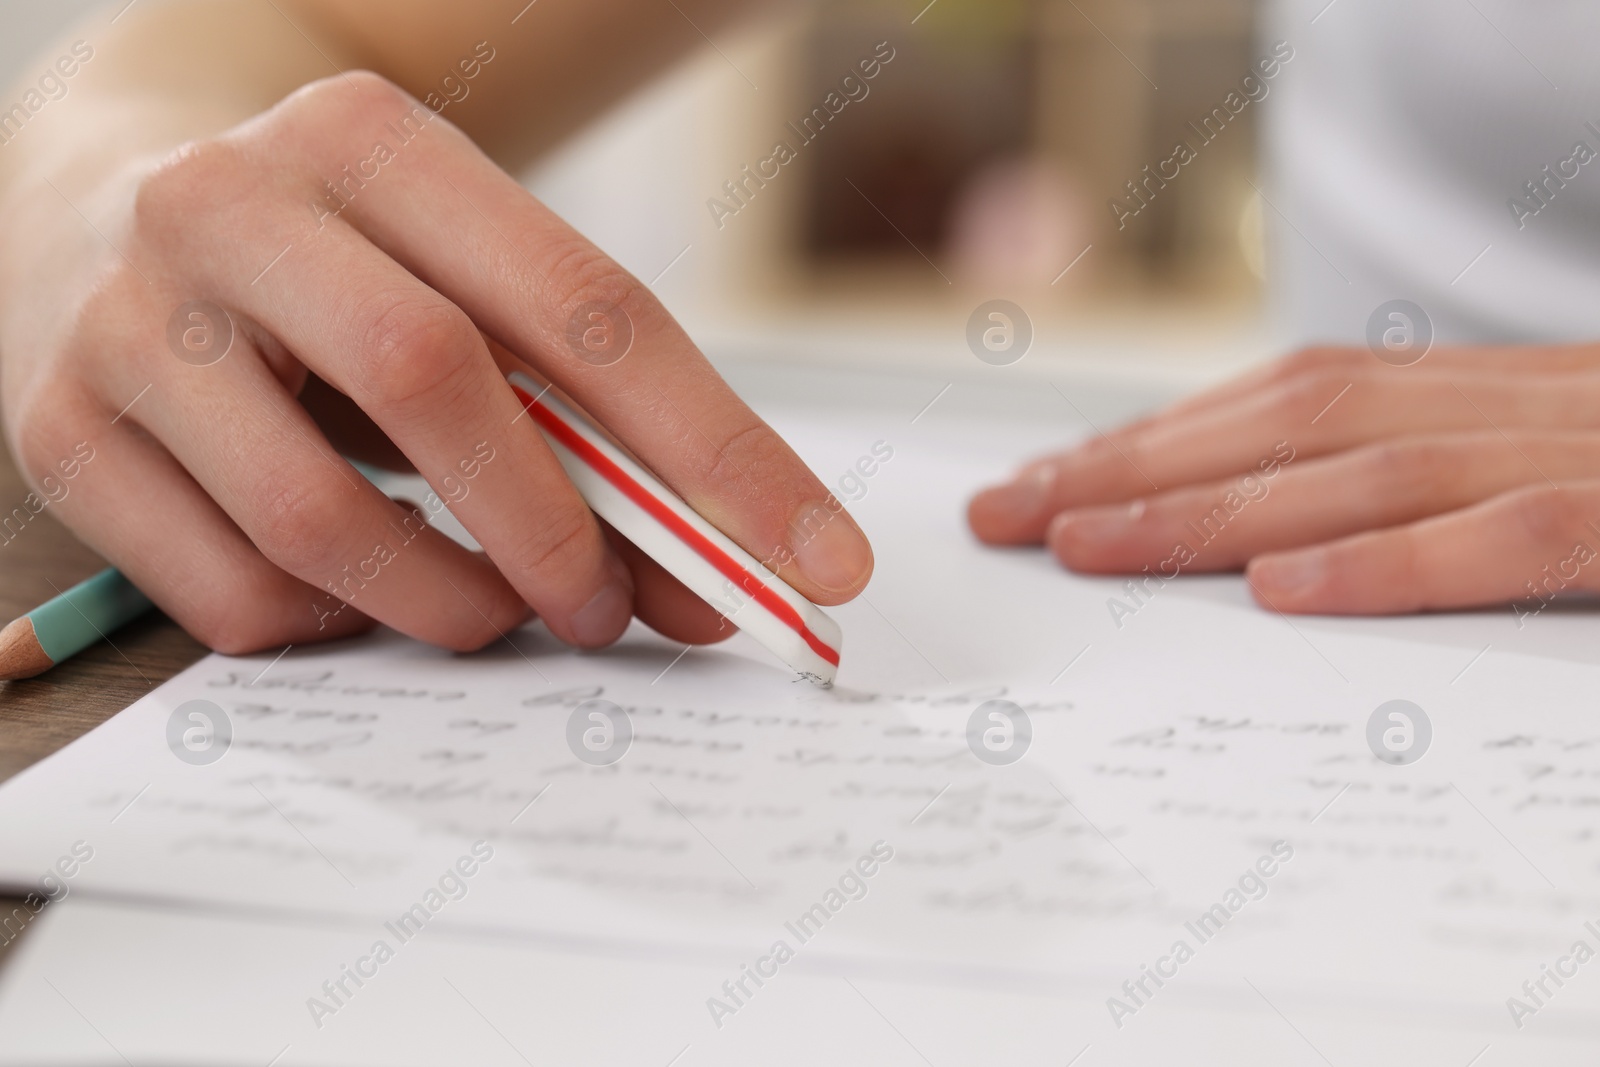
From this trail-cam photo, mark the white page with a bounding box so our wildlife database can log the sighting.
[2,384,1599,1059]
[5,896,1598,1067]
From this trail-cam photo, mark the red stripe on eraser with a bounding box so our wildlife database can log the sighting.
[510,381,841,673]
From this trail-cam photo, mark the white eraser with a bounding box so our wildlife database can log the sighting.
[509,373,842,685]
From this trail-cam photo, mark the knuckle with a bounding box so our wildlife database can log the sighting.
[131,139,247,244]
[699,419,789,495]
[335,69,407,101]
[8,380,97,492]
[1364,439,1452,496]
[541,240,649,326]
[350,295,480,411]
[252,473,357,575]
[281,69,409,124]
[505,505,597,585]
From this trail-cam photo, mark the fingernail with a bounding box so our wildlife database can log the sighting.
[790,499,873,595]
[977,465,1055,519]
[1253,551,1326,595]
[569,561,633,646]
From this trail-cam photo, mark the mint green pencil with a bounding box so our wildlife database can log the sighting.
[0,567,153,680]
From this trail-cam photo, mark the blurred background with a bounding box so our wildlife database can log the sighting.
[531,0,1276,388]
[1,0,1279,391]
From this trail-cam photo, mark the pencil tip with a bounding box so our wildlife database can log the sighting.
[0,616,54,681]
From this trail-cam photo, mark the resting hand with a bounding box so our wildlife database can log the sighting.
[968,345,1600,616]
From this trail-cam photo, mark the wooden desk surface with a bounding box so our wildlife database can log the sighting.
[0,440,206,965]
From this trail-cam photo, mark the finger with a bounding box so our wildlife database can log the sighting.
[109,329,531,651]
[189,219,633,648]
[1124,344,1600,433]
[23,393,376,652]
[1119,348,1366,433]
[605,526,732,646]
[1244,482,1600,615]
[970,367,1600,542]
[299,80,872,604]
[1111,365,1600,487]
[1047,432,1600,572]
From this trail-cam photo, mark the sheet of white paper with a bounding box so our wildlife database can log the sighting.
[5,896,1598,1067]
[1,375,1598,1062]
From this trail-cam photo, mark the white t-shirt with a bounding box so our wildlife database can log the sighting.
[1264,0,1600,346]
